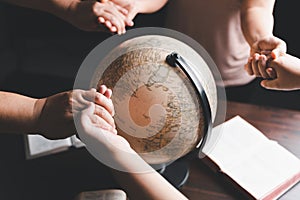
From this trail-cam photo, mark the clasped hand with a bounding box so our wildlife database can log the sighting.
[33,86,116,139]
[66,0,137,34]
[243,36,300,90]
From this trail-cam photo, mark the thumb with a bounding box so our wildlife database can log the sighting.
[271,48,285,59]
[127,10,138,23]
[260,79,281,90]
[271,40,287,59]
[74,102,95,138]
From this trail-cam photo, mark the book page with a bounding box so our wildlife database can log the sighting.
[25,134,72,159]
[202,115,300,199]
[70,135,85,148]
[203,116,270,169]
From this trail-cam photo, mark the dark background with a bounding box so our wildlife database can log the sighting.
[0,2,168,200]
[0,1,299,200]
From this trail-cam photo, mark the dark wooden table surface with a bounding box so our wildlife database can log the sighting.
[180,101,300,200]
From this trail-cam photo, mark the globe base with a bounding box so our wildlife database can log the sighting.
[159,160,190,188]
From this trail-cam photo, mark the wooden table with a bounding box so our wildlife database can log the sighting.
[180,101,300,200]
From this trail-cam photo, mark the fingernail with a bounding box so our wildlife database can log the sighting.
[126,20,133,26]
[99,17,105,23]
[271,51,277,59]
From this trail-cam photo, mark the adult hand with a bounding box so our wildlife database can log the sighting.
[260,54,300,91]
[75,102,149,173]
[245,36,287,79]
[106,0,139,26]
[66,0,130,34]
[33,88,115,139]
[76,102,130,153]
[76,103,188,200]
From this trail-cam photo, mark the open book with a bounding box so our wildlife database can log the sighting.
[24,134,85,159]
[201,115,300,200]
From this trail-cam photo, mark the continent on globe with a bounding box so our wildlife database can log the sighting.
[89,34,218,165]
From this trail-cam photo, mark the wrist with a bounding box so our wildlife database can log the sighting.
[44,0,76,23]
[64,0,79,24]
[31,98,47,134]
[252,34,274,45]
[134,0,143,14]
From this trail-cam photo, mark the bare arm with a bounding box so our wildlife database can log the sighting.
[0,0,71,20]
[241,0,288,80]
[0,88,115,139]
[76,102,188,200]
[261,54,300,91]
[113,169,188,200]
[135,0,168,14]
[0,91,37,134]
[0,0,130,33]
[240,0,275,46]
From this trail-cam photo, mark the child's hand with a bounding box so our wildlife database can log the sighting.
[245,36,286,79]
[245,53,273,79]
[260,54,300,91]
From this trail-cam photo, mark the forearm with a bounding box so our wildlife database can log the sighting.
[113,169,188,200]
[136,0,168,14]
[110,151,188,200]
[241,0,275,46]
[0,91,39,134]
[0,0,72,21]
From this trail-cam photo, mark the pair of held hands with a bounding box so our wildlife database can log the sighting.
[67,0,139,34]
[35,85,118,141]
[36,84,139,170]
[245,35,300,91]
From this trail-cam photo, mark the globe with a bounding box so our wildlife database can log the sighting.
[90,35,218,165]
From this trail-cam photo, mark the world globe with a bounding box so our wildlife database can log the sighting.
[89,34,218,165]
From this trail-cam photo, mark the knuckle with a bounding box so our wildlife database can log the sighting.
[96,106,105,117]
[62,92,73,104]
[87,90,96,101]
[94,93,102,103]
[92,3,99,13]
[68,98,75,108]
[107,16,115,23]
[99,106,105,115]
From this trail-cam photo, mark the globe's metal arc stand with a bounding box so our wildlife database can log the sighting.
[156,52,213,189]
[166,52,212,153]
